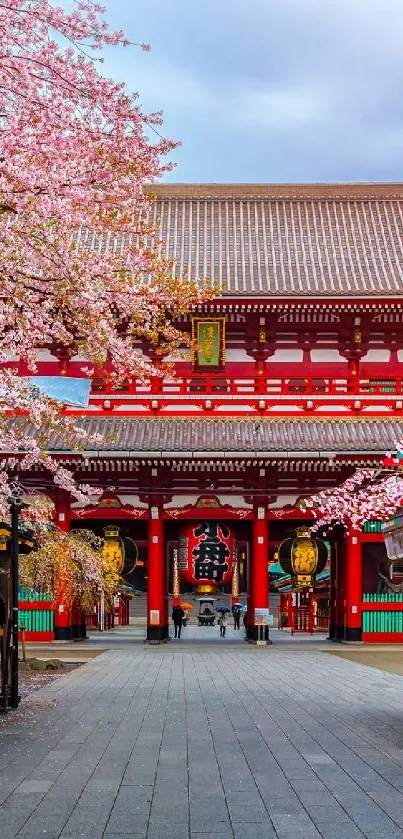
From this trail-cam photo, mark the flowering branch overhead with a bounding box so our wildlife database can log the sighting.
[301,463,403,532]
[0,1,210,511]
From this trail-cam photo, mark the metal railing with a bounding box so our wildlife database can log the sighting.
[291,606,314,635]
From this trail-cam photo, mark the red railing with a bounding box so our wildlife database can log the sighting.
[86,604,114,631]
[86,595,130,631]
[88,375,403,410]
[291,606,314,635]
[315,611,330,631]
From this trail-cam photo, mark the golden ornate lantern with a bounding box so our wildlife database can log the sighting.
[278,526,328,586]
[103,525,125,574]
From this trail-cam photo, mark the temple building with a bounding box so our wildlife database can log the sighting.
[7,182,403,643]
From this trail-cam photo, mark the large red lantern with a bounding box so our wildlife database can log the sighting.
[178,521,234,593]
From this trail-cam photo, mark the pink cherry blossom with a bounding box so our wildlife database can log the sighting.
[302,464,403,531]
[0,1,209,514]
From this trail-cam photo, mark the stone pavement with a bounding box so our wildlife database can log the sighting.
[3,642,403,838]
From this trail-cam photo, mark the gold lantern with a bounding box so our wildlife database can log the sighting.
[103,525,125,574]
[278,526,328,586]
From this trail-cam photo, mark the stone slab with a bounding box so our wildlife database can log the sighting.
[2,645,403,838]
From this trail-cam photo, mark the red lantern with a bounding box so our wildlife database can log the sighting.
[178,521,234,593]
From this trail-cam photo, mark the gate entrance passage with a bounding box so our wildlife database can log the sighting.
[15,493,390,645]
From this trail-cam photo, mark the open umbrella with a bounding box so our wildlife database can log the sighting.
[234,602,247,611]
[215,604,231,613]
[180,602,193,610]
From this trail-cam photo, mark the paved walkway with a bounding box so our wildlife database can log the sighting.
[24,625,333,655]
[2,644,403,838]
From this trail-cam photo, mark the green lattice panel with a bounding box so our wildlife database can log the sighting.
[363,610,403,633]
[18,609,54,633]
[362,521,383,533]
[18,585,52,602]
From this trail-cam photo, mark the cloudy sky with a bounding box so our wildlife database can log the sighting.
[102,0,403,183]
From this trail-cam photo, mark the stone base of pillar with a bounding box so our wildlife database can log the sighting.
[71,623,87,640]
[245,625,270,644]
[146,625,169,643]
[54,626,73,641]
[329,624,346,641]
[343,627,362,642]
[328,623,336,640]
[334,624,344,641]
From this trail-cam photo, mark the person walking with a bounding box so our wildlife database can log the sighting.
[233,606,241,630]
[172,604,185,639]
[219,613,227,637]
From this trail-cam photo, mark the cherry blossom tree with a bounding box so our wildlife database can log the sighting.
[6,493,118,610]
[0,1,207,510]
[20,527,120,611]
[301,466,403,532]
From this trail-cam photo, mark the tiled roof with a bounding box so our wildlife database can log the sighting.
[74,183,403,298]
[144,183,403,297]
[44,417,403,454]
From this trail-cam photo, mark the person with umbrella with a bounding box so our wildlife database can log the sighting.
[218,611,228,637]
[180,602,193,627]
[215,605,230,637]
[233,605,241,630]
[232,602,246,630]
[172,603,185,639]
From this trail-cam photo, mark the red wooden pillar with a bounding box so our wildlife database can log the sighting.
[334,531,345,640]
[71,602,87,639]
[54,492,72,641]
[147,506,168,642]
[247,508,269,643]
[328,537,338,640]
[328,553,336,640]
[246,540,253,630]
[344,529,362,642]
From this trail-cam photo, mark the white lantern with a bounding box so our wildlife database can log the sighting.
[383,512,403,563]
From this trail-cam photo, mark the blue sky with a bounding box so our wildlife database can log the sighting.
[101,0,403,183]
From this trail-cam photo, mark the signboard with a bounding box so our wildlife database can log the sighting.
[255,608,270,626]
[192,318,225,368]
[30,376,91,407]
[149,610,160,625]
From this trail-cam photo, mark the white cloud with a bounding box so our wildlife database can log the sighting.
[236,84,327,131]
[99,0,403,181]
[104,51,216,115]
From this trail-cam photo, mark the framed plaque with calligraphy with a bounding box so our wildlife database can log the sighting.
[192,317,225,369]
